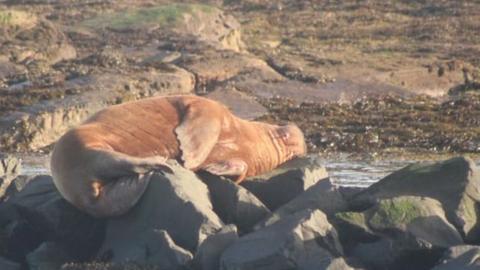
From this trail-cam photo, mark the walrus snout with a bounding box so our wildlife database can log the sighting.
[277,123,307,157]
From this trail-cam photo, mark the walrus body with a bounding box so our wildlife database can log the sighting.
[51,95,306,217]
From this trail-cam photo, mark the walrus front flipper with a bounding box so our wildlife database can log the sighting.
[203,159,248,184]
[86,173,153,218]
[175,104,222,170]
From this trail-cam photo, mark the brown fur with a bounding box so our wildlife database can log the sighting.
[51,95,306,217]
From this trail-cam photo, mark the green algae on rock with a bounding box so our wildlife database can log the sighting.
[368,198,423,228]
[80,4,215,30]
[350,156,480,242]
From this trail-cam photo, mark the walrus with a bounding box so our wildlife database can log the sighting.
[51,95,306,217]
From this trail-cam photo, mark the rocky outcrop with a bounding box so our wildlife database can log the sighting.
[26,242,72,270]
[349,157,480,242]
[99,161,223,260]
[193,224,238,270]
[0,68,195,152]
[0,155,21,200]
[335,196,463,269]
[2,156,480,270]
[241,156,329,210]
[221,209,343,270]
[0,257,20,270]
[205,87,268,120]
[257,176,348,229]
[0,175,104,263]
[0,11,76,65]
[432,245,480,269]
[199,172,270,233]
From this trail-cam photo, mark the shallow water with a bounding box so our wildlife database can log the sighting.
[17,154,480,188]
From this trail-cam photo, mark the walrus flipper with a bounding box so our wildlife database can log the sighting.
[86,173,153,218]
[175,105,222,170]
[203,158,248,184]
[81,150,172,217]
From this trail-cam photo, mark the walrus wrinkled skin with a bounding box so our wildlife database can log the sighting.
[51,95,306,217]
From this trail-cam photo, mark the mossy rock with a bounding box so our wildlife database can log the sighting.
[368,198,424,229]
[80,4,216,31]
[0,10,37,29]
[367,196,463,248]
[349,156,480,242]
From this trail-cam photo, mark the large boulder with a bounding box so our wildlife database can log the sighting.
[220,209,343,270]
[257,177,348,229]
[99,161,223,261]
[349,157,480,242]
[198,172,270,233]
[2,175,104,263]
[99,229,192,269]
[432,245,480,270]
[26,242,72,270]
[0,155,22,201]
[0,257,20,270]
[193,224,238,270]
[241,157,329,210]
[335,196,463,269]
[79,4,244,52]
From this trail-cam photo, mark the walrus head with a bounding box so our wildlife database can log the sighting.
[272,123,307,161]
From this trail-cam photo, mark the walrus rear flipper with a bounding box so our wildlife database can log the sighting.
[86,173,153,218]
[82,149,173,217]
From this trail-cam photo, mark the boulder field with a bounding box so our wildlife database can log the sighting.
[0,155,480,270]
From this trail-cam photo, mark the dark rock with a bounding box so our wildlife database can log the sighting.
[99,229,192,268]
[0,155,22,201]
[100,161,223,257]
[4,175,36,199]
[349,157,480,242]
[351,237,444,270]
[257,177,347,229]
[220,209,343,270]
[300,256,355,270]
[367,197,463,247]
[241,156,328,210]
[325,257,356,270]
[193,224,238,270]
[199,172,270,233]
[433,245,480,269]
[4,175,104,262]
[332,211,379,255]
[26,242,72,270]
[336,196,463,269]
[145,230,192,268]
[337,186,365,201]
[0,256,20,270]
